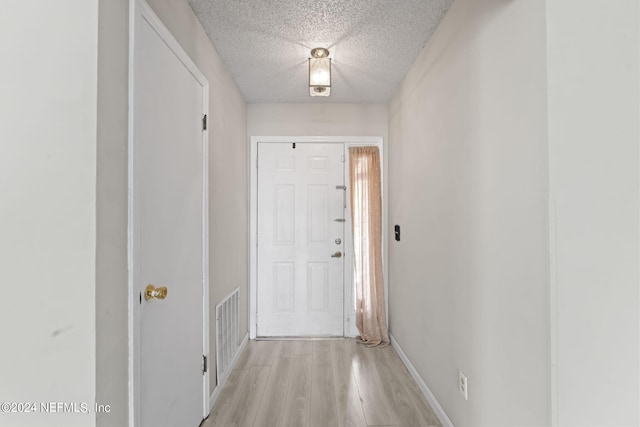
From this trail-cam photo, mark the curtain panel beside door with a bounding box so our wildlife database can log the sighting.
[349,146,389,347]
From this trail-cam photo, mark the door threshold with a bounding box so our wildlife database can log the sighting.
[255,336,345,341]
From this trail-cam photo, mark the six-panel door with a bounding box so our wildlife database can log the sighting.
[257,143,345,337]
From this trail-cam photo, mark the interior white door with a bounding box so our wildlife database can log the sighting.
[257,143,345,337]
[132,4,206,427]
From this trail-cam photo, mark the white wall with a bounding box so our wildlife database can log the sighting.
[145,0,248,396]
[0,2,98,427]
[547,1,639,425]
[388,0,550,425]
[96,0,129,425]
[248,103,387,138]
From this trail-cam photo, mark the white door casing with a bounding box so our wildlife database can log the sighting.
[257,143,344,336]
[129,1,210,426]
[249,137,386,339]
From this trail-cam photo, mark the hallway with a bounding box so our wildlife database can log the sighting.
[203,339,441,427]
[2,1,637,426]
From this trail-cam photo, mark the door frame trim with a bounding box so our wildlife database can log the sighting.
[248,136,386,339]
[128,1,211,425]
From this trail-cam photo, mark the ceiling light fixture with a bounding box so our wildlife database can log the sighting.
[309,47,331,97]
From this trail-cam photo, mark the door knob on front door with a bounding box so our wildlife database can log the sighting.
[145,284,168,301]
[331,251,342,258]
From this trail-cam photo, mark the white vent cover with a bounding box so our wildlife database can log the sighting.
[215,287,240,384]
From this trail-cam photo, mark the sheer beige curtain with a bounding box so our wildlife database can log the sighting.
[349,146,389,347]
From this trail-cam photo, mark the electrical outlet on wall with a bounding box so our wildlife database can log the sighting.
[458,370,468,400]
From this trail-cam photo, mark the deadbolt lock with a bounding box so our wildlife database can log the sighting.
[335,238,342,245]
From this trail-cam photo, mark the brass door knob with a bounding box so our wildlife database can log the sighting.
[331,251,342,258]
[145,284,168,301]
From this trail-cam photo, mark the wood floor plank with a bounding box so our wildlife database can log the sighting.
[281,354,312,427]
[223,365,270,427]
[370,346,429,427]
[202,369,249,427]
[251,340,279,366]
[273,340,296,358]
[330,340,367,427]
[310,349,338,427]
[351,342,397,426]
[235,340,281,369]
[253,357,294,427]
[294,340,313,355]
[312,339,333,353]
[380,346,442,427]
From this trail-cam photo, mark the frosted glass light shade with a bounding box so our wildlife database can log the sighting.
[309,49,331,97]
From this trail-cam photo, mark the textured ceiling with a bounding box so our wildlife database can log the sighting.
[187,0,453,103]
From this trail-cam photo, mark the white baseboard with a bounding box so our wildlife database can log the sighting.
[390,334,454,427]
[208,332,249,409]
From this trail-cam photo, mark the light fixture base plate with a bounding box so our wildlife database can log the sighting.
[310,47,330,58]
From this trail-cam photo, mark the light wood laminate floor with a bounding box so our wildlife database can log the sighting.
[202,338,441,427]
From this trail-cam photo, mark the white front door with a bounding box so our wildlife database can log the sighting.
[257,143,345,337]
[131,2,207,426]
